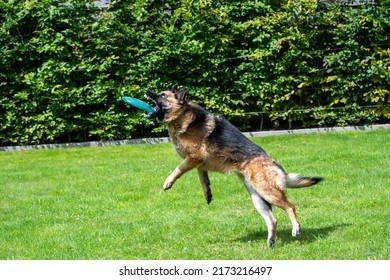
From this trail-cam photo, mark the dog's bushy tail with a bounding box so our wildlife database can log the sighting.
[286,173,324,188]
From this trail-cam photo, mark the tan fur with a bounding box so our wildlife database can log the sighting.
[145,86,323,248]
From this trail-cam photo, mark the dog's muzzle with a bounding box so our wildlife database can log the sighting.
[144,89,163,120]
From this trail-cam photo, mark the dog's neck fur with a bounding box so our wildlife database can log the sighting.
[166,102,200,135]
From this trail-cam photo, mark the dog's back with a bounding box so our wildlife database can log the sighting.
[167,101,270,173]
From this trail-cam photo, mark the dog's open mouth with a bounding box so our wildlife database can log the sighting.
[144,89,164,120]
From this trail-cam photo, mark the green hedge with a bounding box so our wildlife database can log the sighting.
[1,0,389,145]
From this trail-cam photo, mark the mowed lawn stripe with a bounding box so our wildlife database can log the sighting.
[0,129,389,259]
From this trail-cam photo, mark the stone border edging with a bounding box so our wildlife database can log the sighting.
[243,123,390,137]
[1,124,389,152]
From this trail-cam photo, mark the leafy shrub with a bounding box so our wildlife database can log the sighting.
[1,0,389,145]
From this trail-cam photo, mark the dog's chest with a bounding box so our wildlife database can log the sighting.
[170,135,186,158]
[168,127,205,159]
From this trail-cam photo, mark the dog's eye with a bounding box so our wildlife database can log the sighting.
[160,93,166,98]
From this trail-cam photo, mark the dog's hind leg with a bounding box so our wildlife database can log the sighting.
[240,175,277,248]
[266,192,301,237]
[198,169,212,204]
[247,175,301,239]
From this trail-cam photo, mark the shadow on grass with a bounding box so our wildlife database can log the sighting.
[236,223,350,246]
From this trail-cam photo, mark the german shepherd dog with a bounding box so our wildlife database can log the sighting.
[145,85,323,248]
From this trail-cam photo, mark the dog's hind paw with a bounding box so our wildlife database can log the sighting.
[267,238,275,248]
[292,224,301,237]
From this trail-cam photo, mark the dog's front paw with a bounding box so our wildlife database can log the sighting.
[163,179,174,190]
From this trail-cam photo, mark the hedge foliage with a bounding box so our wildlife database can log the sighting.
[1,0,389,145]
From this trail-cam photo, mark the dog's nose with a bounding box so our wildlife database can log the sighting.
[145,88,155,94]
[144,88,157,99]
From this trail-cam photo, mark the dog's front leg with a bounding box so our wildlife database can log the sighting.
[163,158,200,190]
[198,170,212,204]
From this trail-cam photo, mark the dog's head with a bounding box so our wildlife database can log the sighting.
[144,84,188,123]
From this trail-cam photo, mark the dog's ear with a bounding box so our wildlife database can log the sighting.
[176,87,188,104]
[171,84,178,93]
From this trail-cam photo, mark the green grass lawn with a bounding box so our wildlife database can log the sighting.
[0,129,389,260]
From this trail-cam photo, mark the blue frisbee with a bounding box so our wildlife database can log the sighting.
[121,96,154,113]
